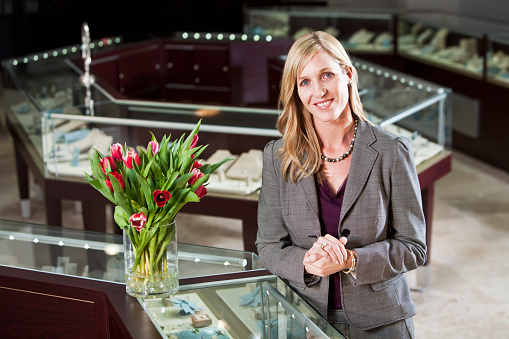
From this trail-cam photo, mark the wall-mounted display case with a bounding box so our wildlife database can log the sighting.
[396,12,495,79]
[389,11,509,172]
[0,219,345,338]
[245,6,396,54]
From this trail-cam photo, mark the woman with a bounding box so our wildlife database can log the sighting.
[256,31,427,338]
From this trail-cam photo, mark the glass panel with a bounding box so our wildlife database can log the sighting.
[140,275,345,338]
[0,219,262,283]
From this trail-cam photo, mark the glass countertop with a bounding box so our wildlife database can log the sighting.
[0,219,263,284]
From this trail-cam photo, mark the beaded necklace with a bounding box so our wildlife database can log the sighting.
[320,118,358,163]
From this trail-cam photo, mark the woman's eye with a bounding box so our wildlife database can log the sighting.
[323,72,333,79]
[300,79,310,86]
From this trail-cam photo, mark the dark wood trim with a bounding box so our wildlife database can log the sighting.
[417,151,452,265]
[0,266,159,338]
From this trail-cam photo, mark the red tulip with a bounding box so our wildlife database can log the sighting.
[147,140,159,156]
[110,143,123,162]
[105,171,125,192]
[188,168,204,185]
[100,156,116,174]
[192,160,202,169]
[123,149,141,169]
[153,189,171,207]
[195,185,207,199]
[190,134,199,149]
[129,212,147,232]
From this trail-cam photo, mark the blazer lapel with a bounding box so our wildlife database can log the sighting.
[299,174,319,218]
[341,121,378,221]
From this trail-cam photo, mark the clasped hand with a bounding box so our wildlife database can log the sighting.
[303,234,349,277]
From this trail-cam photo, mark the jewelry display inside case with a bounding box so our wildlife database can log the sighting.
[244,6,396,54]
[397,12,509,80]
[140,275,345,338]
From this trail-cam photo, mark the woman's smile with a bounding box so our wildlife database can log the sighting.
[315,98,334,109]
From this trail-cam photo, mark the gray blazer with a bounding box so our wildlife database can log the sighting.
[256,120,427,330]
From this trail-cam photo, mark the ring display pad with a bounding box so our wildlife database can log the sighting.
[205,149,263,195]
[215,285,261,335]
[142,292,234,339]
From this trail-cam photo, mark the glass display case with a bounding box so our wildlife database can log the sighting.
[0,219,262,283]
[0,219,344,338]
[244,6,396,54]
[397,12,509,80]
[353,58,452,166]
[140,275,344,338]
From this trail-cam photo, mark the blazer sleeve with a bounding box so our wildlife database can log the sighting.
[352,136,427,286]
[255,140,314,288]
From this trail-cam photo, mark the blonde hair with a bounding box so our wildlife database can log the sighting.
[277,31,368,183]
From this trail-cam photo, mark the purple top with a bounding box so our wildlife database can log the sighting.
[316,177,347,309]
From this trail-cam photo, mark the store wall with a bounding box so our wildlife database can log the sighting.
[1,0,245,58]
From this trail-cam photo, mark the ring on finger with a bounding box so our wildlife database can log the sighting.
[321,243,328,249]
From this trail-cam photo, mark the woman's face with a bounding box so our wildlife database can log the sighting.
[296,50,351,124]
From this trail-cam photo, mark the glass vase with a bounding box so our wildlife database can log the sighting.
[123,221,179,299]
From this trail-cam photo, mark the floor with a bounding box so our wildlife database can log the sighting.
[1,79,508,338]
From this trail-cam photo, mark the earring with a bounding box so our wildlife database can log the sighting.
[347,83,352,88]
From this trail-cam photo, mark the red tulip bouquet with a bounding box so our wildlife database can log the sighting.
[85,120,232,297]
